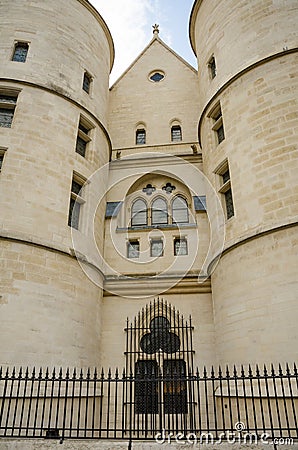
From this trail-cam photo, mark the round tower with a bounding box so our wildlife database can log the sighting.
[190,0,298,365]
[0,0,114,367]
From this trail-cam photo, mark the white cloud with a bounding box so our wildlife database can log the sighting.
[90,0,156,83]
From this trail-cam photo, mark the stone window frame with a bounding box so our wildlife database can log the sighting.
[12,41,29,63]
[208,101,225,146]
[75,115,94,159]
[68,171,87,230]
[0,89,20,128]
[214,158,235,220]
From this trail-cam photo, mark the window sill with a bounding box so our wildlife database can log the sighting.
[116,223,197,233]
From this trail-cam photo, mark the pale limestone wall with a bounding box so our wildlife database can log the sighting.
[0,0,112,368]
[108,37,200,152]
[103,156,209,280]
[0,240,102,368]
[190,0,298,111]
[0,0,114,125]
[191,0,298,365]
[100,292,215,370]
[212,227,298,366]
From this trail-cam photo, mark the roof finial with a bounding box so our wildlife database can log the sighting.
[152,24,159,36]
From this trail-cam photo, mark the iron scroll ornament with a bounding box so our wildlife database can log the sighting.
[140,316,180,354]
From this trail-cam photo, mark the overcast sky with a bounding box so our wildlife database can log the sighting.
[89,0,197,84]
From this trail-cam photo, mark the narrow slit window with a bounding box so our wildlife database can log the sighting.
[208,56,216,79]
[216,160,235,220]
[83,71,92,94]
[12,42,29,62]
[210,103,225,145]
[0,149,7,172]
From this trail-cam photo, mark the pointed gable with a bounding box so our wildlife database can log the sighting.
[108,35,200,150]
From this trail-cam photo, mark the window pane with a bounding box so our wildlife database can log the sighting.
[172,196,189,224]
[217,124,225,144]
[0,109,14,128]
[76,136,87,157]
[174,239,188,256]
[152,198,168,224]
[71,179,82,196]
[222,169,230,184]
[12,43,28,62]
[171,126,182,142]
[0,155,4,171]
[136,129,146,145]
[151,240,163,257]
[128,241,140,258]
[225,188,234,219]
[68,198,80,229]
[131,199,147,226]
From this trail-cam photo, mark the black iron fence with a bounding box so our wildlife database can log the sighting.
[0,364,297,443]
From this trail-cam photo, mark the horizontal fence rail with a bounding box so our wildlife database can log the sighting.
[0,364,297,442]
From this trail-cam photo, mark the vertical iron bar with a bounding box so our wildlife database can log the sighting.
[76,369,83,437]
[248,365,258,435]
[40,367,49,437]
[47,368,56,434]
[114,368,119,438]
[0,367,10,433]
[18,367,29,436]
[69,368,76,438]
[256,365,266,434]
[271,364,282,437]
[226,365,233,432]
[98,368,104,438]
[218,366,225,435]
[25,367,36,436]
[32,368,42,437]
[279,364,290,436]
[54,368,62,433]
[211,366,218,439]
[84,368,90,437]
[11,368,22,436]
[62,368,69,440]
[91,368,97,438]
[4,367,17,436]
[286,363,297,437]
[240,365,250,433]
[263,365,274,439]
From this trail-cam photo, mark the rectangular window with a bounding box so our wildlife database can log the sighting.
[216,160,235,220]
[174,238,188,256]
[0,93,18,128]
[68,173,85,229]
[171,125,182,142]
[0,148,7,172]
[12,42,29,62]
[150,239,163,257]
[75,116,93,157]
[209,102,225,145]
[127,240,140,259]
[136,129,146,145]
[83,71,92,94]
[208,55,216,79]
[164,360,188,414]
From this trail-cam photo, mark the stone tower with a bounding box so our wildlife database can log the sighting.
[190,0,298,365]
[0,0,114,368]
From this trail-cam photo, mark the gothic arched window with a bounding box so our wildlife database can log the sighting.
[131,198,147,226]
[151,197,168,225]
[125,298,194,415]
[172,196,189,224]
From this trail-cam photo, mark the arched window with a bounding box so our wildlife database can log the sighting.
[171,125,182,142]
[151,197,168,225]
[131,199,147,226]
[172,196,189,224]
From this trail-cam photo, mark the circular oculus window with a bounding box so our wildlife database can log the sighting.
[149,71,165,82]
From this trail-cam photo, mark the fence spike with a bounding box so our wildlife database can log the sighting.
[79,368,83,379]
[248,364,252,377]
[72,368,76,379]
[263,364,268,376]
[38,367,43,379]
[6,367,10,378]
[122,368,126,379]
[18,367,22,378]
[45,367,49,379]
[59,367,63,379]
[203,366,207,378]
[278,363,283,376]
[87,368,90,379]
[66,368,69,379]
[286,363,290,375]
[256,364,260,377]
[52,367,56,378]
[218,365,222,378]
[93,368,97,379]
[32,367,36,378]
[101,367,104,379]
[293,362,297,375]
[226,365,230,378]
[0,367,2,378]
[241,365,245,377]
[211,366,215,378]
[233,365,237,377]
